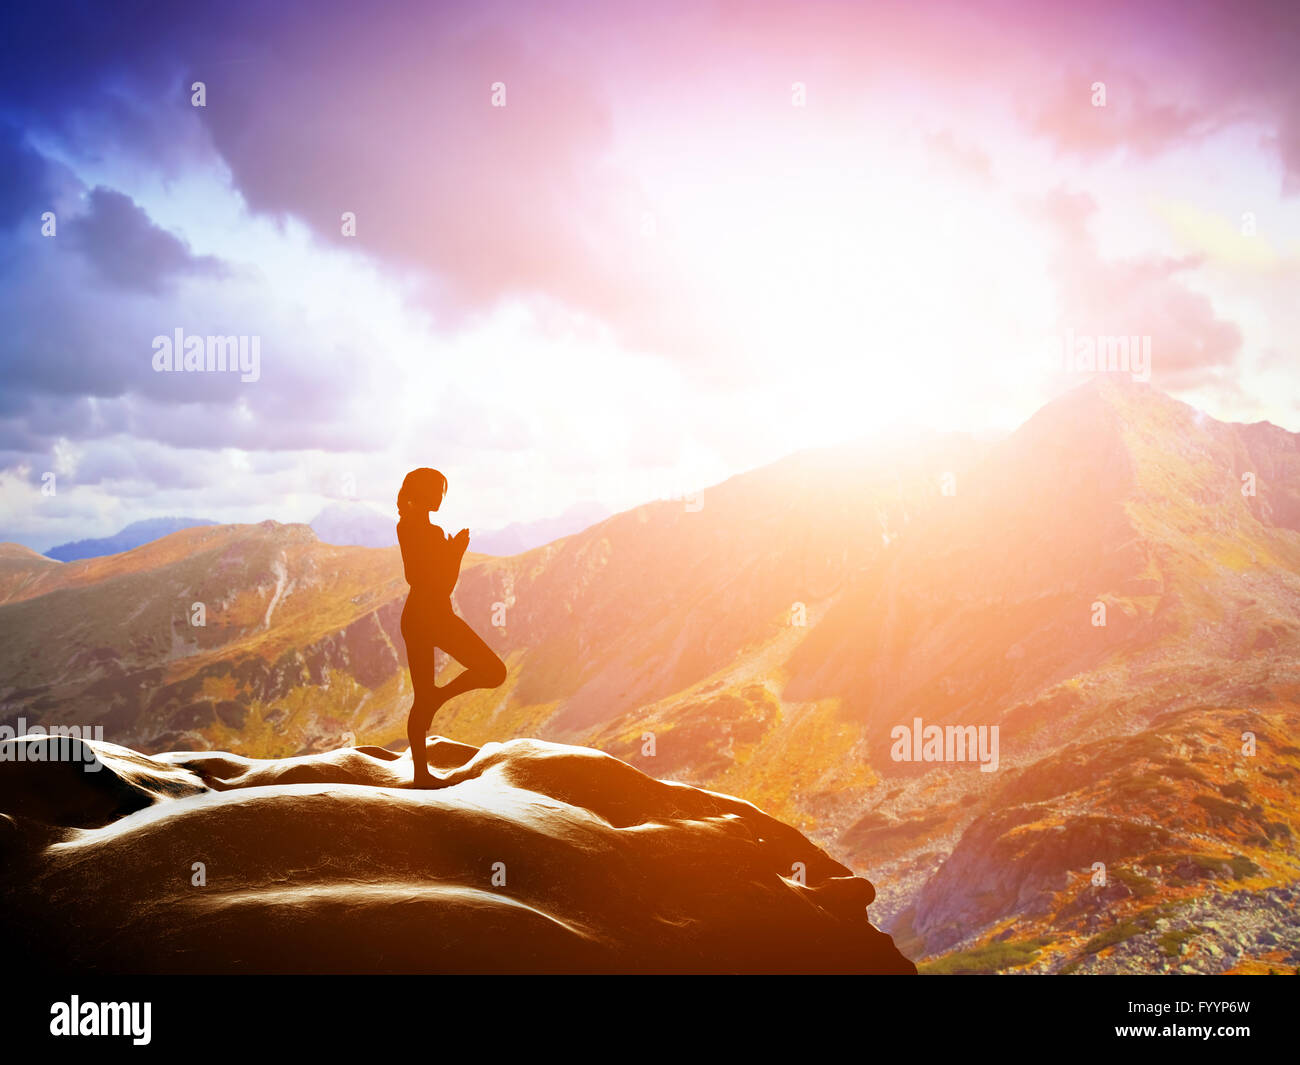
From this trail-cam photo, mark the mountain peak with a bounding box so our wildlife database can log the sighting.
[1045,372,1179,417]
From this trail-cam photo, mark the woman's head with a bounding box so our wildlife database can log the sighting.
[397,467,448,518]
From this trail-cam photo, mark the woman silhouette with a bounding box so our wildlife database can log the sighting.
[396,467,506,786]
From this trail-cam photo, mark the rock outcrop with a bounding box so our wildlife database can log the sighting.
[0,733,914,974]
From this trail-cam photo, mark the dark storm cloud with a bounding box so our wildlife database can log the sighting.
[0,1,633,330]
[0,180,381,458]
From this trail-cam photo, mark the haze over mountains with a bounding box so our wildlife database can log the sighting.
[307,499,611,554]
[3,377,1298,973]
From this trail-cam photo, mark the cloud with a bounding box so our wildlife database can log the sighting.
[1037,189,1243,387]
[5,0,1300,359]
[0,122,59,230]
[65,187,227,293]
[1013,1,1300,191]
[926,130,993,181]
[1028,74,1221,160]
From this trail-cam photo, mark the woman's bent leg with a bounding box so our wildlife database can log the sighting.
[432,611,506,703]
[402,608,504,785]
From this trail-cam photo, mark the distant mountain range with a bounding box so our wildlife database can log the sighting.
[41,502,612,561]
[4,377,1298,974]
[44,517,217,561]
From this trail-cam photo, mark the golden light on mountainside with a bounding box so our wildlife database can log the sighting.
[4,380,1298,975]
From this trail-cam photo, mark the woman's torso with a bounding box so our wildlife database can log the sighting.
[397,517,458,603]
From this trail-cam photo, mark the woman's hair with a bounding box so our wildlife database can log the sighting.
[397,467,448,517]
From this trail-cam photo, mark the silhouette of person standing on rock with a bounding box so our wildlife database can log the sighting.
[397,468,506,786]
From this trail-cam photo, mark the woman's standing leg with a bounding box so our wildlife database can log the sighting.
[403,606,440,784]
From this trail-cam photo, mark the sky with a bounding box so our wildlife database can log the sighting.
[1,0,1298,551]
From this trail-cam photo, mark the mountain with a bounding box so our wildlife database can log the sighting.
[468,501,613,555]
[43,517,217,561]
[900,704,1300,973]
[308,500,612,553]
[0,542,61,604]
[0,520,415,754]
[308,502,399,548]
[1,378,1297,973]
[0,732,915,974]
[784,376,1300,750]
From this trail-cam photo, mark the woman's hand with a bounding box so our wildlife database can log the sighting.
[453,528,470,549]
